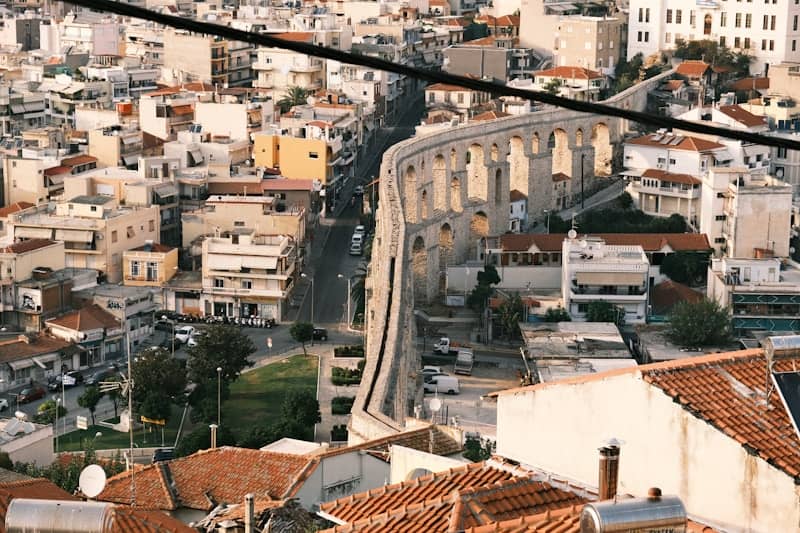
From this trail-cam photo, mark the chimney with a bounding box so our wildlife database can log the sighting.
[244,493,255,533]
[209,423,218,449]
[598,444,620,500]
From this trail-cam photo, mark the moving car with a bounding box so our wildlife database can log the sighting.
[312,327,328,341]
[17,386,46,404]
[47,371,84,391]
[174,326,196,344]
[85,367,117,386]
[423,375,460,395]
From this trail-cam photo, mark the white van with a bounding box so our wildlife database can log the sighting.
[349,242,363,256]
[424,375,460,394]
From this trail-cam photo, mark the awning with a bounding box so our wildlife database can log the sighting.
[48,174,65,187]
[154,184,178,198]
[10,104,24,114]
[60,85,83,95]
[743,145,766,157]
[54,229,94,243]
[713,150,734,162]
[170,104,193,115]
[207,254,242,271]
[121,135,140,145]
[241,256,278,270]
[575,272,646,286]
[32,353,57,369]
[23,103,43,113]
[8,359,33,371]
[122,154,140,166]
[622,168,645,178]
[15,227,52,239]
[189,149,204,165]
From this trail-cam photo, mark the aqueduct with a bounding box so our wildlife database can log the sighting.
[348,71,674,443]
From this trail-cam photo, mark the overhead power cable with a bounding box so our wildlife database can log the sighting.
[63,0,800,150]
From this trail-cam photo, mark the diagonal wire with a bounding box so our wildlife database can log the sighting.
[62,0,800,150]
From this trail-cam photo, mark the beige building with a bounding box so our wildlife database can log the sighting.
[2,153,99,207]
[0,202,33,238]
[122,242,178,287]
[0,239,65,318]
[87,126,143,168]
[424,83,490,118]
[164,129,250,168]
[553,16,624,72]
[700,167,793,258]
[625,168,701,223]
[8,197,160,283]
[532,66,608,102]
[201,231,297,320]
[163,29,229,87]
[253,132,335,185]
[138,87,196,141]
[253,32,325,100]
[194,101,270,142]
[764,62,800,99]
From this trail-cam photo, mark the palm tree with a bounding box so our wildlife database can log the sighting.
[277,86,309,113]
[351,262,368,311]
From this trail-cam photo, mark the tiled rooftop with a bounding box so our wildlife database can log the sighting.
[0,335,73,364]
[107,508,196,533]
[0,478,77,533]
[498,233,711,253]
[47,304,121,333]
[0,239,57,255]
[321,425,462,461]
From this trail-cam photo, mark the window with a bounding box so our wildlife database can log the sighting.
[146,262,158,281]
[669,158,676,165]
[667,9,673,23]
[735,36,741,48]
[762,39,768,50]
[644,31,649,42]
[720,12,727,27]
[214,278,224,288]
[577,303,589,313]
[744,37,750,49]
[308,152,319,159]
[428,93,434,103]
[457,93,464,104]
[715,237,726,243]
[720,36,726,46]
[241,279,252,289]
[646,7,650,22]
[665,32,672,43]
[763,14,769,29]
[676,10,682,23]
[735,13,742,27]
[111,230,118,243]
[715,215,727,221]
[638,7,643,22]
[794,15,798,30]
[90,205,97,212]
[637,31,643,41]
[778,146,788,158]
[771,15,776,30]
[148,220,155,232]
[130,261,140,277]
[233,221,245,227]
[610,40,614,48]
[770,39,775,50]
[126,226,135,238]
[690,10,696,26]
[745,13,751,28]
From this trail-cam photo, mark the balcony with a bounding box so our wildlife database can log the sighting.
[629,180,700,199]
[290,60,323,73]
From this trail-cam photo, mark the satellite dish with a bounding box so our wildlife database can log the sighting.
[79,464,107,498]
[567,229,577,240]
[429,397,442,413]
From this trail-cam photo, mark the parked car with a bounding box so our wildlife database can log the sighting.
[47,371,84,391]
[421,366,443,375]
[312,328,328,341]
[353,225,366,236]
[187,331,205,348]
[351,233,364,245]
[354,185,364,196]
[17,386,46,404]
[174,326,196,344]
[423,375,460,395]
[85,367,117,386]
[349,242,363,256]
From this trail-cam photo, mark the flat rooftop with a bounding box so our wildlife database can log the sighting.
[520,322,631,359]
[537,358,639,383]
[634,324,739,362]
[68,195,114,206]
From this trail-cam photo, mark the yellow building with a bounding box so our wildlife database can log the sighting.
[253,133,331,183]
[122,242,179,287]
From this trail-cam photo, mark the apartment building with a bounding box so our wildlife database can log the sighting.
[164,128,250,167]
[194,100,270,142]
[519,0,615,56]
[623,131,730,177]
[627,0,800,74]
[124,24,165,66]
[424,83,490,119]
[531,66,607,102]
[163,29,251,88]
[553,16,624,72]
[201,231,297,321]
[46,304,124,368]
[138,86,196,140]
[561,235,650,324]
[8,197,160,283]
[700,167,792,258]
[87,126,143,168]
[0,11,44,51]
[443,36,539,83]
[13,267,98,333]
[708,256,800,334]
[40,78,113,127]
[625,168,701,224]
[0,86,46,136]
[84,64,160,102]
[0,239,65,322]
[122,242,178,287]
[253,32,325,100]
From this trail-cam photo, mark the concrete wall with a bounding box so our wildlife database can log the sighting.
[349,70,675,444]
[495,373,800,532]
[389,444,466,483]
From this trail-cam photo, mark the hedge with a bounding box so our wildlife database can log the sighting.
[332,366,362,386]
[331,396,355,415]
[331,424,348,442]
[334,345,365,358]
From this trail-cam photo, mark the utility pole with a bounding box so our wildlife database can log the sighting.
[580,153,586,210]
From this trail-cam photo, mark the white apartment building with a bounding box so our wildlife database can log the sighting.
[531,66,607,102]
[253,33,326,100]
[625,168,701,225]
[201,231,297,321]
[561,235,650,324]
[700,167,792,258]
[623,131,730,176]
[627,0,800,74]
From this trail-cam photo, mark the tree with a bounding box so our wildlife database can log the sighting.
[77,386,102,425]
[467,265,501,312]
[290,322,315,356]
[281,389,321,428]
[34,398,67,425]
[132,348,186,423]
[187,325,256,387]
[543,78,561,95]
[660,251,711,286]
[586,301,625,326]
[0,452,11,470]
[463,435,495,462]
[667,299,732,346]
[13,442,124,493]
[104,375,123,418]
[175,423,236,457]
[543,307,571,322]
[616,191,633,210]
[496,293,524,340]
[277,86,308,113]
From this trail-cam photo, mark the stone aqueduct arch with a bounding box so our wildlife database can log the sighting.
[394,118,620,307]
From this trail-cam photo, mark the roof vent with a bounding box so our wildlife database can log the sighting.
[579,490,686,533]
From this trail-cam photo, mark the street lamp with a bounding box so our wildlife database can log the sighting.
[300,273,315,324]
[161,315,175,356]
[216,367,222,427]
[54,397,61,455]
[337,274,351,329]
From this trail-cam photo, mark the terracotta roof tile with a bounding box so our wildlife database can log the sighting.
[498,233,711,253]
[61,154,97,167]
[44,165,71,176]
[0,202,33,218]
[0,335,73,365]
[144,86,182,97]
[0,478,77,533]
[427,82,473,92]
[320,425,462,461]
[107,508,196,533]
[676,60,711,77]
[642,168,701,185]
[534,66,604,80]
[650,280,704,315]
[628,133,725,152]
[552,172,571,182]
[0,239,57,254]
[47,304,121,333]
[462,505,583,533]
[717,104,768,128]
[472,110,510,122]
[509,189,527,202]
[663,79,685,91]
[273,31,315,43]
[98,447,318,511]
[731,77,769,91]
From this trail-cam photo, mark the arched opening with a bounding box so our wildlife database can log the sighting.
[494,169,503,205]
[412,236,428,305]
[406,468,433,481]
[432,154,447,213]
[421,189,429,220]
[532,133,540,154]
[591,123,612,176]
[467,144,487,201]
[404,165,418,223]
[575,128,584,147]
[490,143,499,162]
[508,136,529,200]
[450,177,462,212]
[469,211,489,261]
[450,148,457,172]
[438,223,453,297]
[704,14,712,35]
[550,129,572,177]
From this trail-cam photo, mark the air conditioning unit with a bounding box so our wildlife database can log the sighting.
[656,163,665,169]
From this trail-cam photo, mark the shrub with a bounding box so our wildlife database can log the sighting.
[463,435,495,462]
[331,366,362,386]
[331,396,355,415]
[331,424,348,442]
[334,345,365,358]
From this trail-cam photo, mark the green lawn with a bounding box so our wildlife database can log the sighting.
[223,354,318,437]
[58,405,188,452]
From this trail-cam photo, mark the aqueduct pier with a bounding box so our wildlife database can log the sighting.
[348,70,674,443]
